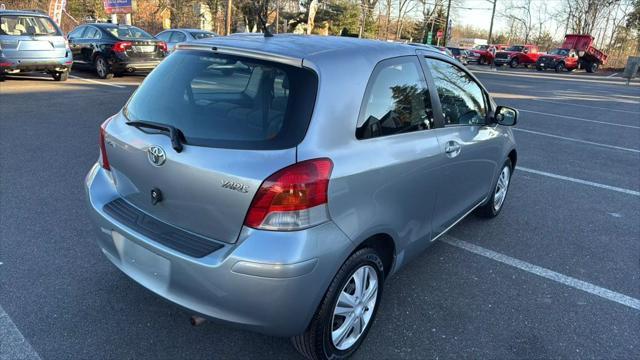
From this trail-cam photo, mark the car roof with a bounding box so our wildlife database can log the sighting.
[189,34,437,64]
[0,10,50,17]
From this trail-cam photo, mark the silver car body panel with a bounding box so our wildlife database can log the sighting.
[86,35,516,336]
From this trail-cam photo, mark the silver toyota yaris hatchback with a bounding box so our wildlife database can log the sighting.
[85,35,517,359]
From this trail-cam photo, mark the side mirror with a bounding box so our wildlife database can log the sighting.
[495,106,518,126]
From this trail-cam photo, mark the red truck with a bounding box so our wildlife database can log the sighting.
[535,34,607,73]
[494,44,541,68]
[468,44,508,64]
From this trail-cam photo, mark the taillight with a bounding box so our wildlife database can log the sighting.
[244,158,333,231]
[113,41,132,53]
[99,117,113,171]
[157,41,168,52]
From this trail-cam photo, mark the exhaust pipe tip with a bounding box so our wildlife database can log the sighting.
[190,316,206,326]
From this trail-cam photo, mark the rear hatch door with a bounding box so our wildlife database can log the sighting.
[0,14,66,59]
[103,48,317,244]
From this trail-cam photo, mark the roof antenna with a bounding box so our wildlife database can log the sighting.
[256,0,273,37]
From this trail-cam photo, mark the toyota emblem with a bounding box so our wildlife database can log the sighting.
[147,146,166,167]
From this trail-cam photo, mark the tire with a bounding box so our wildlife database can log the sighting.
[476,159,513,218]
[536,65,543,71]
[0,73,5,82]
[94,55,113,79]
[555,62,566,73]
[479,57,487,65]
[509,58,519,68]
[52,71,68,81]
[291,248,384,360]
[586,62,598,73]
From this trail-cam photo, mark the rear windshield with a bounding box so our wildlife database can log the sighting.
[105,26,153,40]
[190,31,216,40]
[124,50,318,150]
[0,15,61,36]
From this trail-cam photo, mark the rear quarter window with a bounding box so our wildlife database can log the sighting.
[124,50,318,150]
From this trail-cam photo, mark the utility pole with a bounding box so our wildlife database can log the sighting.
[358,1,366,38]
[443,0,452,46]
[225,0,232,35]
[488,0,497,44]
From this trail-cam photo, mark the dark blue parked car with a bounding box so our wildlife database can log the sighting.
[0,9,72,81]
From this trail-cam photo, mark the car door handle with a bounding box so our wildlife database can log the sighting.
[444,141,461,157]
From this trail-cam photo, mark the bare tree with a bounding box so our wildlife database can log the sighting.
[501,0,533,43]
[396,0,416,39]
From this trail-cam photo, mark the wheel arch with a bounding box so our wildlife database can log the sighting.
[508,148,517,170]
[352,233,396,278]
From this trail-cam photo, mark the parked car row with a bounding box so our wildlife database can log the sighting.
[0,8,217,81]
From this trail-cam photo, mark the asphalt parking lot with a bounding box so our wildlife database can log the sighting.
[1,66,639,359]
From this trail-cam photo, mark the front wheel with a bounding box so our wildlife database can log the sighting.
[509,58,519,68]
[476,159,512,218]
[291,248,384,360]
[555,62,566,73]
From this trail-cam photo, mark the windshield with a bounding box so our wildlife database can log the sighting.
[190,31,216,40]
[505,46,524,52]
[0,15,61,36]
[548,48,569,55]
[124,50,318,150]
[105,26,153,40]
[474,45,489,50]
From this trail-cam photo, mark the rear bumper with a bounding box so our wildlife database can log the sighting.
[85,163,354,337]
[0,55,73,73]
[110,58,163,72]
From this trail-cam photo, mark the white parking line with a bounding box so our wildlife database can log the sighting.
[0,305,41,360]
[518,167,640,196]
[472,69,639,86]
[607,73,619,78]
[513,128,640,153]
[519,109,640,129]
[533,99,640,115]
[68,75,126,89]
[442,237,640,311]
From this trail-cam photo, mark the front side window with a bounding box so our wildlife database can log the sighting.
[83,27,99,39]
[155,31,171,42]
[125,50,318,150]
[67,26,85,39]
[170,31,186,42]
[425,58,487,126]
[357,57,434,139]
[0,15,61,36]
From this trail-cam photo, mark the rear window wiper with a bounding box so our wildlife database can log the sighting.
[126,120,186,153]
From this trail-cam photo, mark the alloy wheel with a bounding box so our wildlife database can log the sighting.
[96,58,107,78]
[493,166,511,211]
[331,265,378,351]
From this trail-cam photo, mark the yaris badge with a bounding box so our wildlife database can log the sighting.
[147,146,166,167]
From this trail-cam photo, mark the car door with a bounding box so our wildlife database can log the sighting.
[67,26,86,62]
[348,56,442,261]
[421,56,502,237]
[168,31,186,52]
[79,26,100,63]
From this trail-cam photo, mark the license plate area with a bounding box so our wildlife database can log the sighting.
[132,45,155,53]
[112,231,170,289]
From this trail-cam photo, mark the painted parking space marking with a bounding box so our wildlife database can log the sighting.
[532,99,640,115]
[68,75,126,89]
[518,109,640,129]
[0,305,41,360]
[442,237,640,311]
[513,128,640,153]
[607,73,619,78]
[471,69,639,86]
[518,167,640,196]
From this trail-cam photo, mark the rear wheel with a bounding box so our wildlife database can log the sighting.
[509,58,519,68]
[476,159,512,218]
[52,71,68,81]
[536,65,543,71]
[555,62,566,73]
[291,248,384,360]
[586,62,599,73]
[94,55,113,79]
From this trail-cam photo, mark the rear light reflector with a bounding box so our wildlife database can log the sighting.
[157,41,168,52]
[113,41,132,53]
[244,158,333,231]
[99,117,114,171]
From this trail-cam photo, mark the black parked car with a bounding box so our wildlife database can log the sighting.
[67,23,167,79]
[446,47,469,65]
